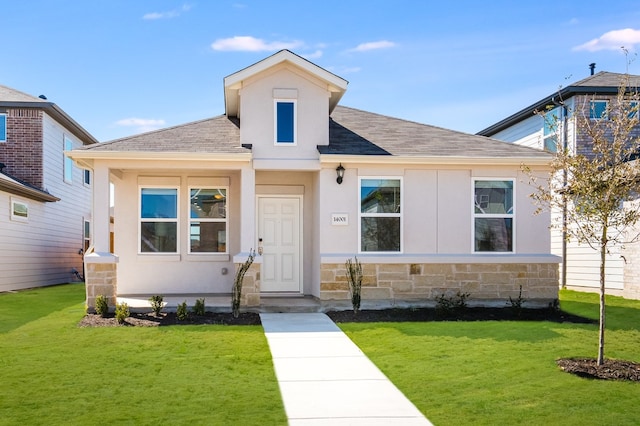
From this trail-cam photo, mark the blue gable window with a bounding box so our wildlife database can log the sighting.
[0,113,6,142]
[275,100,296,144]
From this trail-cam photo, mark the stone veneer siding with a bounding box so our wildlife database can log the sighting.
[622,240,640,300]
[320,262,559,307]
[85,262,118,312]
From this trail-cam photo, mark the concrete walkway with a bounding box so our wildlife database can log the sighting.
[260,313,432,425]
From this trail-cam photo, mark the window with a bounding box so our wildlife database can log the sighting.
[0,113,6,143]
[63,136,74,183]
[589,100,608,120]
[83,219,91,252]
[140,187,178,253]
[83,169,91,186]
[189,188,227,253]
[10,198,28,222]
[543,107,560,153]
[359,178,401,252]
[627,101,638,120]
[474,180,514,252]
[274,100,296,144]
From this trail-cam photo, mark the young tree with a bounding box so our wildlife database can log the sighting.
[527,73,640,365]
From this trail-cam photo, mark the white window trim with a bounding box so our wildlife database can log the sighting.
[358,176,403,254]
[188,186,229,254]
[472,178,515,254]
[10,197,28,222]
[83,218,91,252]
[63,135,74,183]
[273,99,297,145]
[0,113,7,143]
[138,185,180,255]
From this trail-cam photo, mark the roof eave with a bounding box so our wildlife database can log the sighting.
[477,85,623,136]
[319,154,552,166]
[0,178,60,202]
[0,101,99,145]
[67,150,253,162]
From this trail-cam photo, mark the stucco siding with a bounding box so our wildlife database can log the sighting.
[240,64,329,162]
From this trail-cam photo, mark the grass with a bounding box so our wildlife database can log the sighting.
[0,284,286,425]
[339,289,640,426]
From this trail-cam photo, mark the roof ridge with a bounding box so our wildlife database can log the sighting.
[0,84,47,103]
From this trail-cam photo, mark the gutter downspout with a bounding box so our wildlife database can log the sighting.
[561,105,569,289]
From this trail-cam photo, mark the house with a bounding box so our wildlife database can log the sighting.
[477,69,640,300]
[69,50,559,312]
[0,85,98,292]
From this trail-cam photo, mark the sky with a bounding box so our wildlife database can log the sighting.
[2,1,640,142]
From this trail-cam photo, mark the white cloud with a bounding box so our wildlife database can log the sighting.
[211,36,303,52]
[349,40,396,52]
[573,28,640,52]
[115,118,166,133]
[302,50,323,60]
[143,4,192,20]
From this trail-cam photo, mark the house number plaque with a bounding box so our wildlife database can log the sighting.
[331,214,348,226]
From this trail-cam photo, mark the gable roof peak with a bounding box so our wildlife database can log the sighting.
[224,50,348,118]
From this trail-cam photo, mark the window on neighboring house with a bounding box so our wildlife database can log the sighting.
[627,101,638,120]
[63,136,74,183]
[0,113,6,143]
[543,107,560,153]
[189,188,227,253]
[83,219,91,253]
[589,100,609,120]
[140,187,178,253]
[359,178,402,252]
[10,198,28,222]
[274,100,296,144]
[84,169,91,186]
[473,179,514,252]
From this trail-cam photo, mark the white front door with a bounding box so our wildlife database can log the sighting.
[258,196,302,293]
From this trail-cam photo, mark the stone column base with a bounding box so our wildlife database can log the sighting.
[84,252,119,312]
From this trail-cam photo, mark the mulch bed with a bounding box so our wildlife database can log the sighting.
[78,312,261,327]
[557,358,640,382]
[325,307,595,324]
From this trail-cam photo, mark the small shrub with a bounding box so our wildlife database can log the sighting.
[176,301,189,321]
[232,250,255,318]
[436,291,470,316]
[149,295,164,316]
[508,285,525,316]
[345,257,363,314]
[95,295,109,317]
[193,298,205,316]
[115,302,129,324]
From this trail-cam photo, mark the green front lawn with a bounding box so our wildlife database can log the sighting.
[0,284,286,425]
[340,290,640,426]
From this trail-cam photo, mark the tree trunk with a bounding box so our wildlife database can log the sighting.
[597,228,607,366]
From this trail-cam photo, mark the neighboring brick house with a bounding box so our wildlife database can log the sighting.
[478,70,640,300]
[70,50,559,312]
[0,85,98,291]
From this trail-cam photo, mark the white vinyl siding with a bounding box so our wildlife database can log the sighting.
[0,114,91,291]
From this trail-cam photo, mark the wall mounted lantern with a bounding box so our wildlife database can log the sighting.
[336,163,345,184]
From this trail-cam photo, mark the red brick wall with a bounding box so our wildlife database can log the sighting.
[0,108,44,189]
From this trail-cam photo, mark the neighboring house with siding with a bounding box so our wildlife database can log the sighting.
[477,70,640,300]
[0,85,97,292]
[69,50,559,312]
